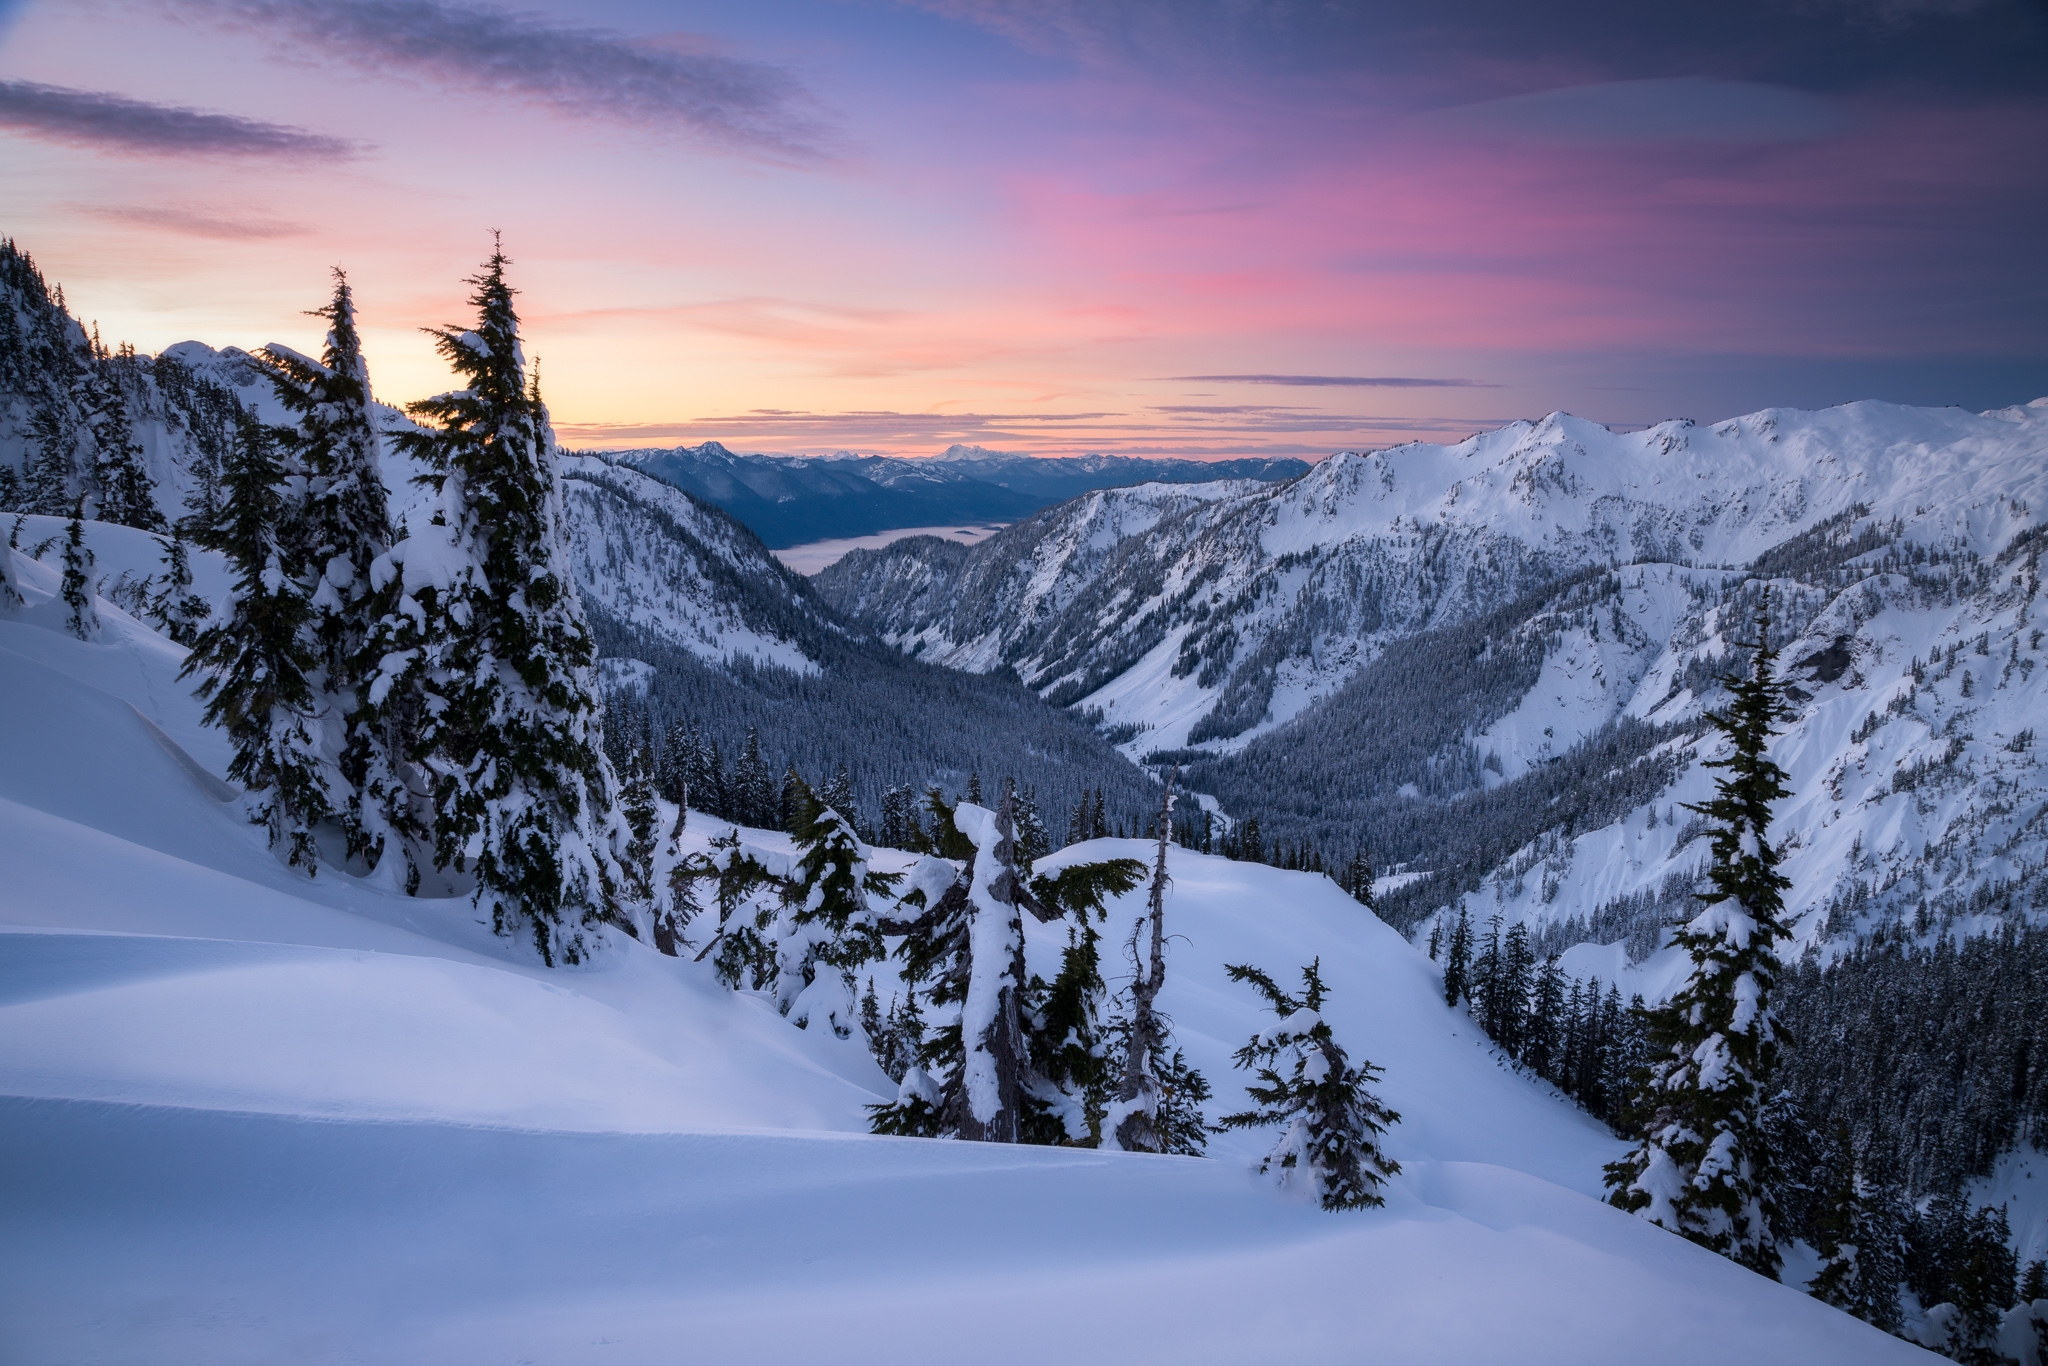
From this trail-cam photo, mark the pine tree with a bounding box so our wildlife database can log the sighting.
[1219,959,1402,1210]
[871,780,1143,1143]
[1025,911,1112,1144]
[1343,850,1377,910]
[81,359,162,532]
[780,784,900,1037]
[1012,784,1048,866]
[619,746,660,903]
[1807,1137,1904,1334]
[380,241,634,964]
[1105,777,1180,1153]
[260,270,403,874]
[819,762,854,823]
[144,529,209,646]
[58,502,99,641]
[1606,600,1794,1276]
[1441,908,1473,1006]
[183,411,332,871]
[1525,955,1566,1080]
[1154,1047,1213,1156]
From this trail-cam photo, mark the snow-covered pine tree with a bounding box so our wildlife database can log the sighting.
[780,786,901,1037]
[259,270,404,873]
[144,529,210,646]
[1605,600,1793,1276]
[619,746,660,902]
[1219,959,1401,1210]
[871,780,1143,1143]
[1024,910,1112,1145]
[1104,777,1178,1153]
[58,503,99,640]
[1013,784,1048,866]
[686,827,779,986]
[819,762,854,822]
[381,242,634,963]
[183,410,333,871]
[953,779,1049,1143]
[81,356,163,532]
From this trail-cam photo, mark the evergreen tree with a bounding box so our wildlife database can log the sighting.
[1025,910,1112,1144]
[1807,1137,1905,1334]
[1154,1047,1213,1157]
[686,828,779,988]
[732,727,773,828]
[618,747,660,902]
[780,785,900,1037]
[379,242,634,963]
[183,412,333,871]
[1105,777,1180,1153]
[872,780,1142,1142]
[1012,784,1048,866]
[81,359,162,532]
[144,529,210,646]
[879,783,920,850]
[260,270,404,873]
[1441,908,1473,1006]
[1219,959,1402,1210]
[1343,850,1377,910]
[1525,955,1566,1081]
[58,502,99,641]
[1606,600,1794,1276]
[819,762,854,823]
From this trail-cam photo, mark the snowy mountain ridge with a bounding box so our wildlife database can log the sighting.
[818,398,2048,972]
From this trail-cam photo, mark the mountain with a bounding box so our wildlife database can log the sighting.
[550,453,1163,828]
[816,399,2048,951]
[614,439,1309,548]
[0,538,1925,1362]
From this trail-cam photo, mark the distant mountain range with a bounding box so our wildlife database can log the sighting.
[609,441,1310,548]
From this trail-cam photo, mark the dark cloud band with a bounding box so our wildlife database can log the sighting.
[1163,374,1492,388]
[0,80,354,159]
[182,0,829,161]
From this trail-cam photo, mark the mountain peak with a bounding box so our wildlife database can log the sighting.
[933,443,1024,463]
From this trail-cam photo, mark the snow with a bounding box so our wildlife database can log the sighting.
[0,550,1935,1363]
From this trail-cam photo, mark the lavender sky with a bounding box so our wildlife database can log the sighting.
[2,0,2044,457]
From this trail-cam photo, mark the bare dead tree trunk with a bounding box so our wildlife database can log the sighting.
[1112,773,1174,1152]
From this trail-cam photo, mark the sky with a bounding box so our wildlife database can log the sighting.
[1,0,2044,459]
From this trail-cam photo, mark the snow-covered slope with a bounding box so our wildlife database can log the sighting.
[0,539,1927,1364]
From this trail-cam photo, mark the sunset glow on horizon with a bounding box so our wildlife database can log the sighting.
[3,0,2043,459]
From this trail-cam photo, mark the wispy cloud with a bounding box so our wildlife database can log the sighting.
[0,80,355,159]
[80,203,309,238]
[180,0,830,162]
[1161,373,1495,388]
[555,405,1515,456]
